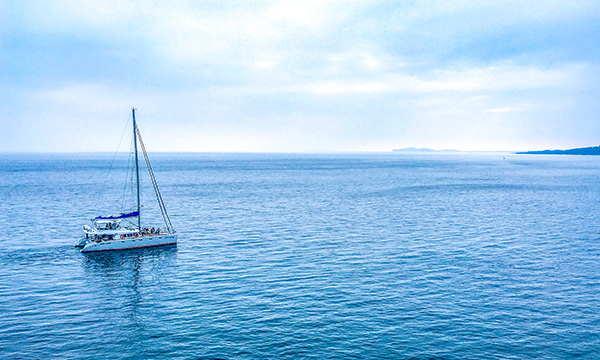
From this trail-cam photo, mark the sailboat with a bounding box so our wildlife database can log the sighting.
[75,108,177,252]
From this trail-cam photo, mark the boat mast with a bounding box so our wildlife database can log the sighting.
[133,107,141,230]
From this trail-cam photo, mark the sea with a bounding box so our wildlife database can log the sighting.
[1,152,599,359]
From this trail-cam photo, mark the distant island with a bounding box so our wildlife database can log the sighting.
[517,145,600,155]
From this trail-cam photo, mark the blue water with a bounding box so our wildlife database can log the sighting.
[1,152,600,359]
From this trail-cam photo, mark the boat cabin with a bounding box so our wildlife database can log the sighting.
[93,219,122,230]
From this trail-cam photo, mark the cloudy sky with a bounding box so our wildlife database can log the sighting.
[1,1,599,152]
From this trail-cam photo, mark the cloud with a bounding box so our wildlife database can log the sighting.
[286,62,585,96]
[1,1,600,152]
[488,107,519,113]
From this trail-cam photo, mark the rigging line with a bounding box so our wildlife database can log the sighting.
[137,127,168,230]
[120,137,135,210]
[93,112,132,212]
[137,128,173,232]
[136,125,175,232]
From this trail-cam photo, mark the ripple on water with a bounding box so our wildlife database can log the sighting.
[1,153,600,359]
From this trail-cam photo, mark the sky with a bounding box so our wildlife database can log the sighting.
[1,0,600,152]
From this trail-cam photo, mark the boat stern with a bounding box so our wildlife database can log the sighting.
[74,237,89,248]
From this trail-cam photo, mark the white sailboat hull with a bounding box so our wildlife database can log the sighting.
[81,234,177,253]
[78,108,178,253]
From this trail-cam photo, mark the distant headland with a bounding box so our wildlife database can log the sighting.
[517,145,600,155]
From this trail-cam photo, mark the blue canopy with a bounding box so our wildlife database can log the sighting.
[94,211,140,220]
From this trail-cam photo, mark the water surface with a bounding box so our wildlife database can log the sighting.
[1,152,599,359]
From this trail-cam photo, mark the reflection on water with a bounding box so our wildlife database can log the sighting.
[80,246,178,337]
[81,244,178,276]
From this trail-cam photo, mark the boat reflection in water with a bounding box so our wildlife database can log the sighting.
[80,245,178,332]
